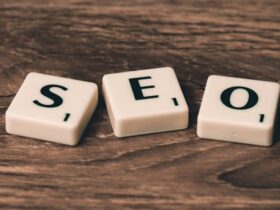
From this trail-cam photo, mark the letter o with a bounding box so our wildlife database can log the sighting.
[220,86,258,110]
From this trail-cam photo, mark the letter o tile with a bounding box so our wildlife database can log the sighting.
[197,75,280,146]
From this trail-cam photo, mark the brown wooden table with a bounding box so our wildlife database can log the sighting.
[0,0,280,209]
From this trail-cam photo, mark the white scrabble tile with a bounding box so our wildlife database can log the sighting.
[5,72,98,146]
[102,67,189,137]
[197,75,280,146]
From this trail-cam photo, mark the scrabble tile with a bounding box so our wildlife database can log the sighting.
[102,67,189,137]
[197,75,280,146]
[5,72,98,146]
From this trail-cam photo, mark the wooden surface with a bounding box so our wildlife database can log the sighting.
[0,0,280,209]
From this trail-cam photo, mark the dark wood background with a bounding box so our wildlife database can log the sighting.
[0,0,280,209]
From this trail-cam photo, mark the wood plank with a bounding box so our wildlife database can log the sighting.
[0,0,279,209]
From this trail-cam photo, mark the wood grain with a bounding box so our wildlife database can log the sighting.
[0,0,280,209]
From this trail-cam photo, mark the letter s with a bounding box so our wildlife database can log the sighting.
[33,84,68,108]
